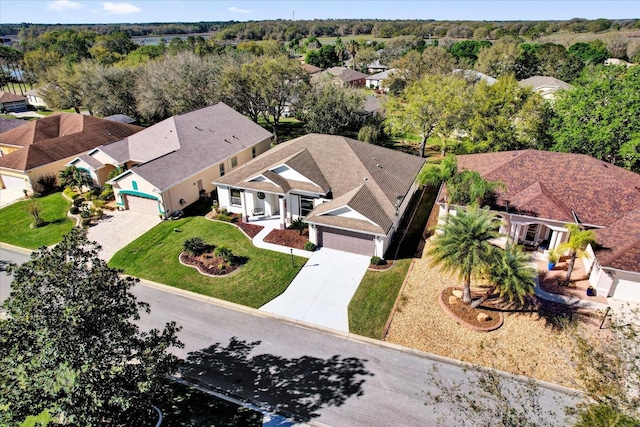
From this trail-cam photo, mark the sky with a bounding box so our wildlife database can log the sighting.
[0,0,638,25]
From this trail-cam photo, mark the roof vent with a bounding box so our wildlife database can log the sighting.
[376,163,382,168]
[224,139,231,143]
[232,135,239,139]
[195,126,202,131]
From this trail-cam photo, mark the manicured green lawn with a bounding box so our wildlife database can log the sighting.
[0,193,73,249]
[109,217,305,308]
[348,258,413,339]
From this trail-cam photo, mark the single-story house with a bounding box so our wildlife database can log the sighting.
[0,113,143,193]
[301,63,323,77]
[453,69,497,85]
[518,76,572,101]
[70,102,273,217]
[25,88,47,109]
[366,59,389,74]
[214,134,425,257]
[363,95,384,118]
[0,91,28,113]
[436,150,640,303]
[365,68,397,90]
[320,67,368,88]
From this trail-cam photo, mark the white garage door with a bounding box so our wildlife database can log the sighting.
[125,195,159,216]
[317,226,375,256]
[1,174,26,191]
[612,278,640,303]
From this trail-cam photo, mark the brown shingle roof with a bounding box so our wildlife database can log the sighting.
[0,117,25,134]
[0,114,143,171]
[126,103,273,191]
[216,134,425,234]
[0,91,27,104]
[454,150,640,273]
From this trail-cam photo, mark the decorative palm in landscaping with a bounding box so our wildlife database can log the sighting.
[428,204,501,304]
[58,166,92,193]
[470,244,536,308]
[559,224,597,282]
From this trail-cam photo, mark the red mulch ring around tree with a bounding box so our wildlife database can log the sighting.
[236,222,264,239]
[439,287,504,332]
[263,228,309,250]
[179,252,242,276]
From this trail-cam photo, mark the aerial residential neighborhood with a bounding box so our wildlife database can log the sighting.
[0,1,639,425]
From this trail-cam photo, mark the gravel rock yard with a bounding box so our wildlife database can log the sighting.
[385,240,601,388]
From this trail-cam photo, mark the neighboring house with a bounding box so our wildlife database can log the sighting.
[0,113,142,193]
[0,91,28,113]
[25,88,47,109]
[321,67,368,88]
[301,63,323,77]
[436,150,640,303]
[363,95,384,118]
[71,102,273,217]
[604,58,636,67]
[453,69,497,85]
[366,59,389,74]
[214,134,425,257]
[104,114,137,125]
[518,76,572,100]
[365,68,396,90]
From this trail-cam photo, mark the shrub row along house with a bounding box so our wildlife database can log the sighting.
[214,134,425,257]
[437,150,640,302]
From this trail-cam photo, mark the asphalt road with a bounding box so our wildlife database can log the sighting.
[0,246,583,426]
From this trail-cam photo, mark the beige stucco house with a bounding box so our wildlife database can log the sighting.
[70,102,273,217]
[436,150,640,303]
[214,134,425,257]
[0,113,142,193]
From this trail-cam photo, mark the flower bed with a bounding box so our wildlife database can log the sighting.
[179,251,243,276]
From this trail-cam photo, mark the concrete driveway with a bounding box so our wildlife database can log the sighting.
[259,247,370,332]
[87,209,161,261]
[0,189,26,209]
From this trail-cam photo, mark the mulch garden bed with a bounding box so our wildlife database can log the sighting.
[236,222,264,239]
[263,228,309,250]
[179,252,243,276]
[439,287,504,332]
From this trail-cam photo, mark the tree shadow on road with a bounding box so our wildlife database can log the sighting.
[179,337,373,423]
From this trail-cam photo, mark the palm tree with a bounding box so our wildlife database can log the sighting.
[428,204,501,304]
[58,166,91,193]
[418,154,458,216]
[559,224,597,282]
[346,40,358,70]
[471,244,536,308]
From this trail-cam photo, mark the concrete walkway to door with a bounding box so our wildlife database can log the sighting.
[259,247,370,332]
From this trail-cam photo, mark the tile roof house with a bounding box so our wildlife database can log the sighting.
[70,102,273,217]
[436,150,640,303]
[518,76,572,100]
[0,113,142,193]
[214,134,425,256]
[0,91,28,113]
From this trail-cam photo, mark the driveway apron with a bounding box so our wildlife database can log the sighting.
[87,210,160,261]
[259,248,370,332]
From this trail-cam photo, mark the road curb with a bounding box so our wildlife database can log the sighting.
[0,242,33,255]
[136,276,584,398]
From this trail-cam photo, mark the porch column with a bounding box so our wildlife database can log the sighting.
[512,223,522,244]
[279,196,286,230]
[549,230,559,250]
[240,190,248,222]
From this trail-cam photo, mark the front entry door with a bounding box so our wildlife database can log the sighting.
[524,224,538,246]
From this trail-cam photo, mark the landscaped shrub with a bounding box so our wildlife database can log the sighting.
[370,256,386,266]
[303,241,316,251]
[288,217,308,235]
[214,246,233,264]
[27,201,44,228]
[183,237,207,256]
[35,174,59,195]
[63,187,77,200]
[99,187,114,201]
[73,198,84,208]
[216,213,234,222]
[69,206,80,215]
[92,199,105,209]
[93,208,104,219]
